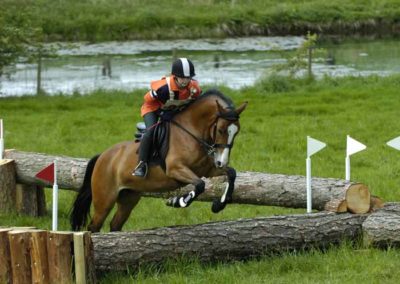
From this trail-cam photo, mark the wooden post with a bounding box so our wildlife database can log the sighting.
[47,232,74,284]
[0,229,12,284]
[0,159,16,214]
[73,232,96,284]
[15,184,47,216]
[30,230,50,284]
[8,230,32,284]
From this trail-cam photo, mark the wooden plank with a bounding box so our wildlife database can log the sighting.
[73,233,86,284]
[73,232,96,284]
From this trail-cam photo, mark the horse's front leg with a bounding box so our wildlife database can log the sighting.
[165,166,205,208]
[210,167,236,213]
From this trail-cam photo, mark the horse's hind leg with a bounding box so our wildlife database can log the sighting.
[110,189,141,232]
[88,185,119,232]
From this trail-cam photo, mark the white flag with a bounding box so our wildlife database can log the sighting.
[307,136,326,157]
[387,136,400,151]
[346,135,366,156]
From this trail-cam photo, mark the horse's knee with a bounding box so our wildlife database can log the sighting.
[194,179,205,195]
[226,167,236,181]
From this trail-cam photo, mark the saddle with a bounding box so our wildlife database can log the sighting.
[134,121,170,170]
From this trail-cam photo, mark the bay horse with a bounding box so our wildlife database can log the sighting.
[70,90,247,232]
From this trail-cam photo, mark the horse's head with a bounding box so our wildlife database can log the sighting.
[212,100,247,168]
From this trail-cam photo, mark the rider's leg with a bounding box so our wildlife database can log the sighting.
[132,111,158,177]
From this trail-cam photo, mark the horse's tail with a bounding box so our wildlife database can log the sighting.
[70,154,100,231]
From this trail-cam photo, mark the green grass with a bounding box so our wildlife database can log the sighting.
[1,75,400,282]
[2,0,400,41]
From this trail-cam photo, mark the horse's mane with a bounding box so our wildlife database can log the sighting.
[196,89,235,109]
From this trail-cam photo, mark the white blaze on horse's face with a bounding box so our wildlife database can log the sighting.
[214,123,239,168]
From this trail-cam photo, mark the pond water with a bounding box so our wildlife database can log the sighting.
[1,36,399,97]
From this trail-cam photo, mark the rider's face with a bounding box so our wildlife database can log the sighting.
[175,76,191,88]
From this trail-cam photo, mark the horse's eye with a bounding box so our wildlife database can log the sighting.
[218,129,227,135]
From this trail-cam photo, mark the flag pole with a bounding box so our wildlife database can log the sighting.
[306,136,327,214]
[345,155,350,181]
[52,160,58,231]
[0,119,4,160]
[306,157,312,213]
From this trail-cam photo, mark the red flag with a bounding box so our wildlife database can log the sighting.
[35,163,54,184]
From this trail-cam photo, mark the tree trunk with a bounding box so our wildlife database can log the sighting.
[4,150,380,211]
[362,202,400,248]
[92,212,367,273]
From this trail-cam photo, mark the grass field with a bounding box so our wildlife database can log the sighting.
[1,75,400,283]
[2,0,400,41]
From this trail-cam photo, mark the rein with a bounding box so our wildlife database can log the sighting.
[170,120,216,156]
[170,110,239,156]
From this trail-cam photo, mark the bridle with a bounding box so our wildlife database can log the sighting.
[170,109,239,156]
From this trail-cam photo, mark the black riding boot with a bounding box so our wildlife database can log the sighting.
[132,130,153,177]
[132,112,158,178]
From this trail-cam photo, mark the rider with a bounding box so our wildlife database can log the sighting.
[132,58,202,177]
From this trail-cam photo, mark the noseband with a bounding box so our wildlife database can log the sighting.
[170,109,239,156]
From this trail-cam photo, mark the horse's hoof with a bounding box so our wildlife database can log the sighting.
[211,200,226,213]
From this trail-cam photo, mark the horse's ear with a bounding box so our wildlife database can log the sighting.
[235,102,248,115]
[216,100,225,113]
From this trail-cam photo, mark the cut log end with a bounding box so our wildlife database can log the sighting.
[324,199,347,213]
[346,183,371,214]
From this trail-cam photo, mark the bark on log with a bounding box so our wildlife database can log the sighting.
[92,212,368,273]
[4,150,87,190]
[362,202,400,248]
[0,159,16,214]
[4,150,375,211]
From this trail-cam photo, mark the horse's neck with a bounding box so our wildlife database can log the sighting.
[175,99,218,139]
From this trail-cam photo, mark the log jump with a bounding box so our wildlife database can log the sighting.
[1,150,383,215]
[1,203,399,279]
